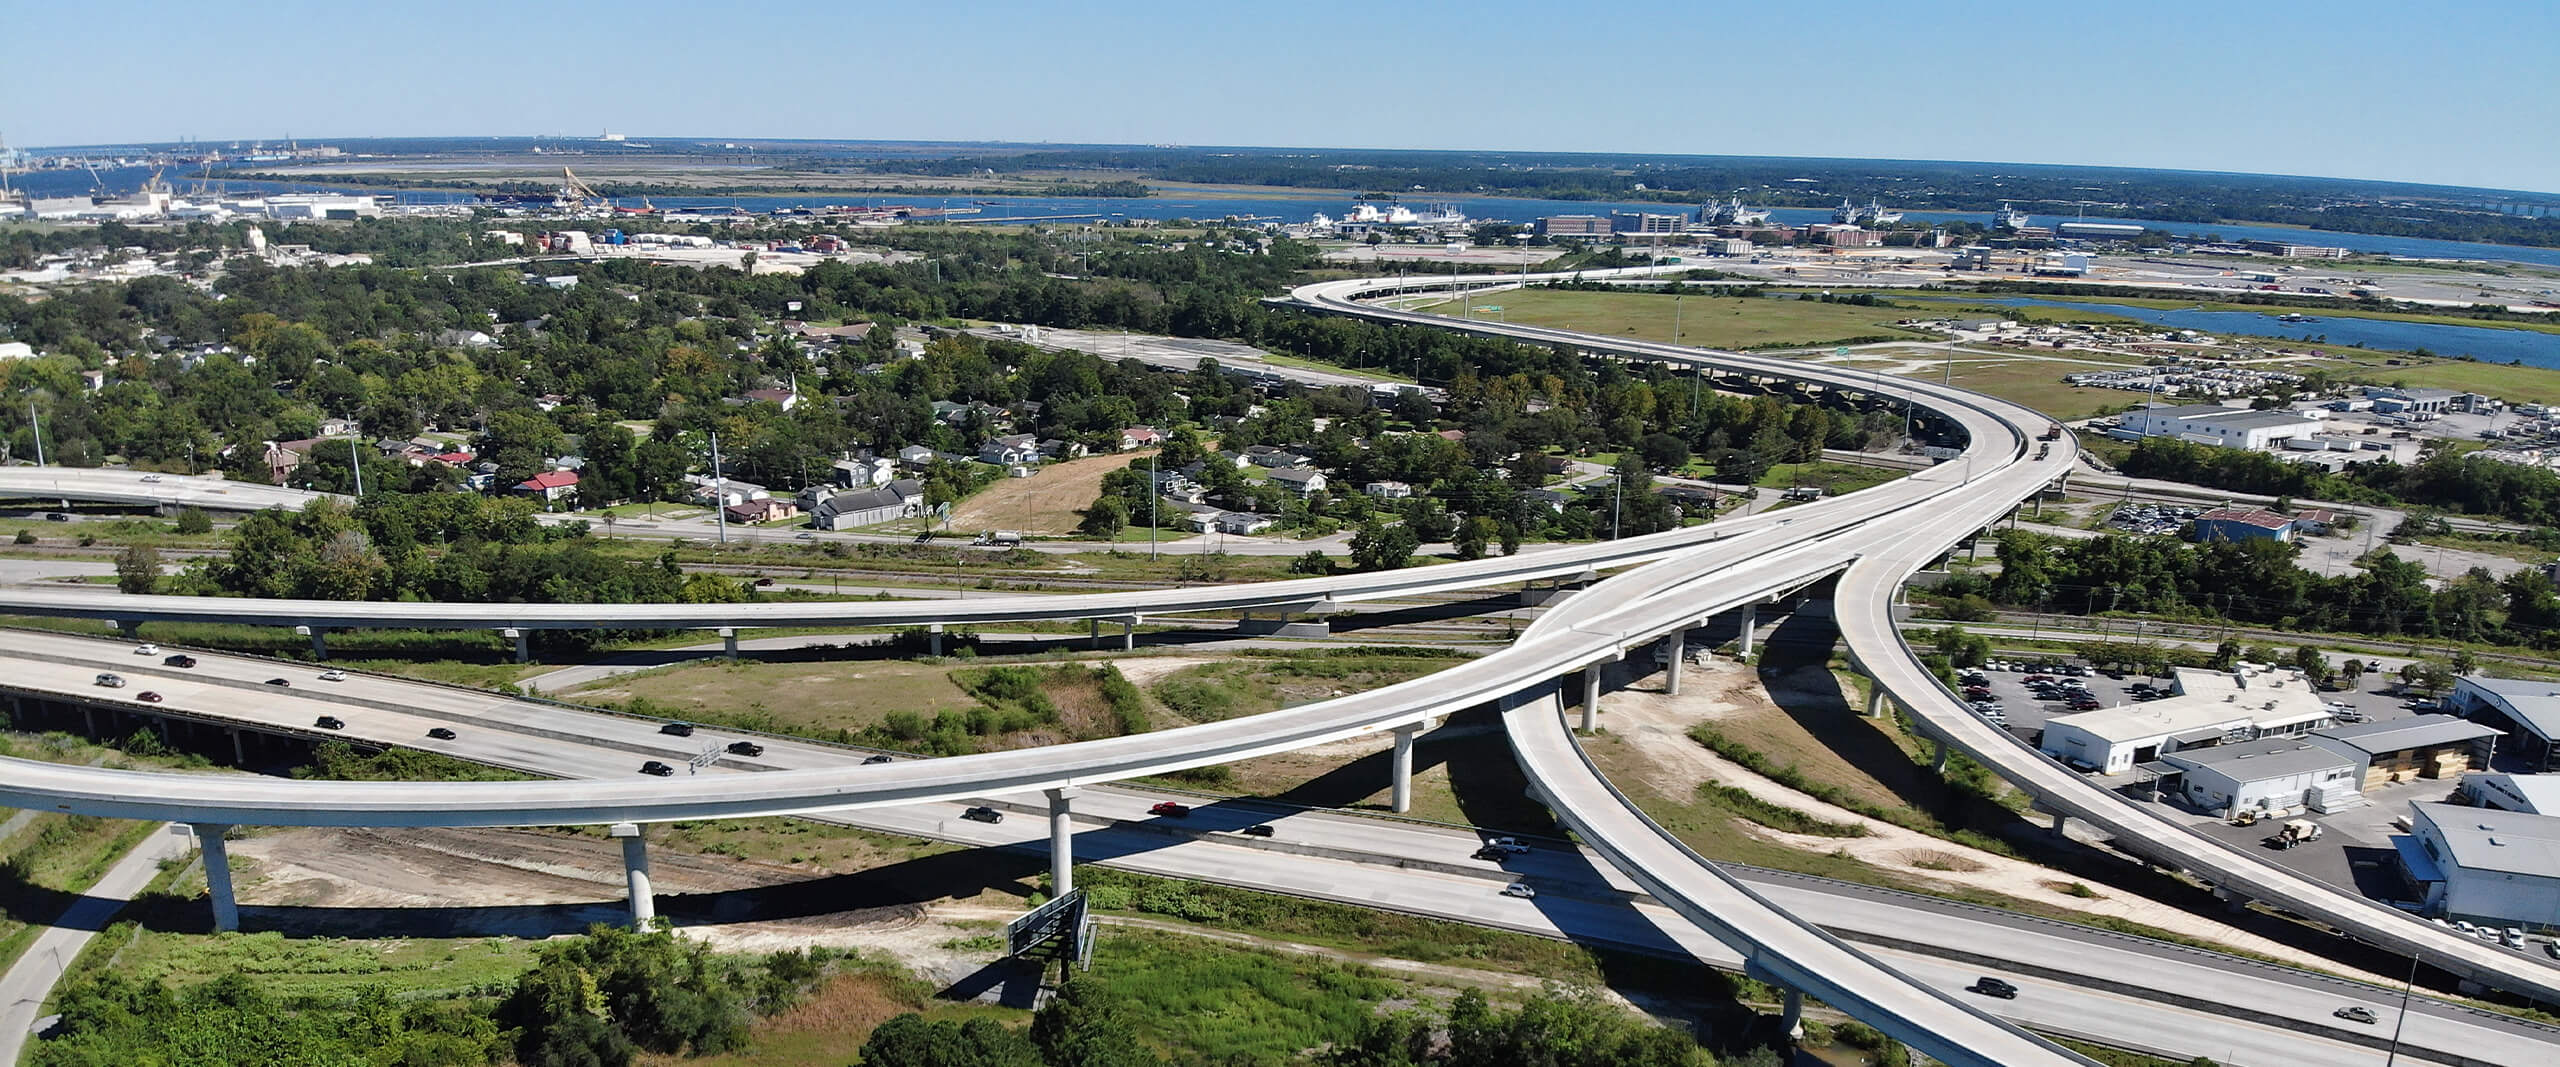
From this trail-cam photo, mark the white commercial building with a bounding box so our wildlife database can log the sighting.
[2449,675,2560,773]
[2161,737,2362,818]
[2459,773,2560,815]
[2113,403,2325,451]
[2040,665,2333,775]
[2398,801,2560,929]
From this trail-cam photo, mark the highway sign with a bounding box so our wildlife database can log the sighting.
[1006,888,1087,958]
[1835,347,1850,357]
[1474,306,1503,312]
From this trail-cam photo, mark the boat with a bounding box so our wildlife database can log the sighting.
[1866,199,1903,225]
[1994,202,2032,230]
[1832,198,1861,224]
[2277,313,2318,324]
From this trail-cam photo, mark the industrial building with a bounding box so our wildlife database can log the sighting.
[2450,676,2560,772]
[2396,801,2560,929]
[2460,773,2560,815]
[2041,665,2333,775]
[2245,240,2351,259]
[2113,402,2326,450]
[1609,211,1686,235]
[2190,507,2295,543]
[1534,215,1611,238]
[2362,385,2488,415]
[2161,737,2362,818]
[2308,715,2501,791]
[2057,221,2145,240]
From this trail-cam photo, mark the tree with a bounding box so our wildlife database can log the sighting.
[1930,625,1991,668]
[2340,657,2367,690]
[2290,645,2330,686]
[174,506,213,534]
[1349,519,1419,572]
[1029,980,1161,1067]
[2451,648,2478,676]
[859,1014,1041,1067]
[1079,496,1129,538]
[1453,516,1498,561]
[1289,550,1335,575]
[113,543,160,595]
[1498,521,1523,557]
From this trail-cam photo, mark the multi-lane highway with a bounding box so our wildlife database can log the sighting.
[4,628,2547,1066]
[2,265,2556,1061]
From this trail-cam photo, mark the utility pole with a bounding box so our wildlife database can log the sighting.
[1611,468,1623,541]
[711,431,729,546]
[1672,294,1683,347]
[350,437,364,496]
[2384,952,2419,1066]
[1148,454,1159,561]
[27,400,44,466]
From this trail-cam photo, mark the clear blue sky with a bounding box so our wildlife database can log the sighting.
[12,0,2557,194]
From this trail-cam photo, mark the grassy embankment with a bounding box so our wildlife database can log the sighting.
[1415,288,1936,349]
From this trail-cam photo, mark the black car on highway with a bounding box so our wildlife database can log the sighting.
[163,654,197,668]
[314,716,344,730]
[961,805,1003,823]
[639,761,675,777]
[725,741,765,757]
[426,727,457,740]
[862,754,895,765]
[1967,976,2018,1000]
[659,722,694,737]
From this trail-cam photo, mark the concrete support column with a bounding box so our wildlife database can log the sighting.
[195,824,238,933]
[1662,629,1687,696]
[298,625,327,660]
[610,823,654,927]
[504,628,529,663]
[1779,988,1804,1040]
[2213,886,2249,914]
[116,619,140,640]
[1865,685,1888,719]
[719,627,739,660]
[1736,605,1757,657]
[82,706,95,737]
[1932,737,1950,773]
[2049,810,2072,839]
[1389,724,1420,813]
[228,728,245,766]
[1089,617,1102,649]
[928,623,944,657]
[1122,616,1139,651]
[1045,787,1079,894]
[1580,666,1604,732]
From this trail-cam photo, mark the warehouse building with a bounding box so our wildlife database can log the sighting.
[2191,506,2296,543]
[2397,801,2560,929]
[2448,676,2560,772]
[2160,737,2363,818]
[2114,403,2325,451]
[2308,715,2501,791]
[2040,665,2333,775]
[2460,773,2560,815]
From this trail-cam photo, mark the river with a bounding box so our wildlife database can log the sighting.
[24,166,2560,270]
[1917,296,2560,367]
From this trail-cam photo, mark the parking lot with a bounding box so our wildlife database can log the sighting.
[1964,656,2428,744]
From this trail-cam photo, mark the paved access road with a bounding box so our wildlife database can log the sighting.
[0,823,189,1065]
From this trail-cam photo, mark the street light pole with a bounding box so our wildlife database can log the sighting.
[2384,952,2419,1066]
[350,437,364,497]
[711,431,729,546]
[1611,469,1623,541]
[1149,454,1158,562]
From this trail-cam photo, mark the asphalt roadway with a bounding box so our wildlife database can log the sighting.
[3,628,2551,1065]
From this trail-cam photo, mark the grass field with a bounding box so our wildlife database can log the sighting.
[565,659,982,733]
[0,812,164,975]
[948,451,1152,535]
[1879,354,2143,419]
[1414,288,1934,349]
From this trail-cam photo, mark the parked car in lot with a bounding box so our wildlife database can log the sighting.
[726,741,765,757]
[1149,802,1191,817]
[1967,976,2018,999]
[961,805,1003,824]
[659,722,695,737]
[426,727,457,740]
[639,761,674,777]
[315,716,344,730]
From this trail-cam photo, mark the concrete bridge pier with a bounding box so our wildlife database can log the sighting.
[1932,737,1950,773]
[927,623,944,657]
[1865,684,1890,719]
[1389,724,1420,813]
[1579,666,1605,732]
[1045,787,1078,893]
[503,628,529,664]
[228,727,245,765]
[719,627,739,660]
[1121,616,1139,651]
[1090,618,1102,649]
[1736,605,1757,657]
[610,823,655,927]
[1661,628,1688,696]
[116,619,140,640]
[194,823,238,932]
[297,625,327,660]
[1779,987,1804,1041]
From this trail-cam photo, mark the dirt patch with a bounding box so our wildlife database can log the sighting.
[564,660,981,733]
[948,452,1151,535]
[1596,658,2406,982]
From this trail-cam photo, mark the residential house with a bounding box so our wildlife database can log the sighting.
[436,328,499,349]
[1185,510,1279,535]
[1364,481,1415,500]
[736,387,799,412]
[687,477,768,508]
[1121,426,1164,450]
[1244,445,1310,469]
[808,482,924,530]
[896,444,939,469]
[514,470,580,508]
[978,433,1040,466]
[833,457,897,489]
[1039,439,1089,461]
[1266,467,1328,498]
[724,498,799,525]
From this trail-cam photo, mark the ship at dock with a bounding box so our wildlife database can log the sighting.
[1832,198,1902,225]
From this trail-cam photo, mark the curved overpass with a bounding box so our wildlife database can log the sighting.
[0,267,2542,1056]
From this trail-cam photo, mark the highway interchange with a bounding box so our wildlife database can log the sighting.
[0,265,2556,1063]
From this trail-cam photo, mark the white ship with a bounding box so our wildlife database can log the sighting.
[1700,196,1769,225]
[1994,202,2032,230]
[1866,200,1903,225]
